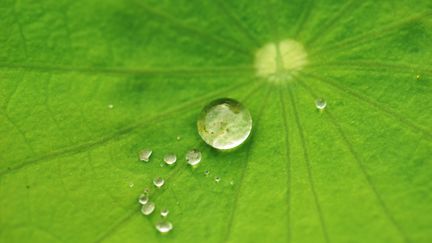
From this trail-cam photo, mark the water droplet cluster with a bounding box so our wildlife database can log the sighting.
[133,98,253,234]
[136,146,206,234]
[137,189,172,233]
[139,147,204,168]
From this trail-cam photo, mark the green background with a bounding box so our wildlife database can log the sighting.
[0,0,431,242]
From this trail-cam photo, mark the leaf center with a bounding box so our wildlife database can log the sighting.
[254,39,308,83]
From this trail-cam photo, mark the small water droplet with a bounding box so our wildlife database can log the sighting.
[153,177,165,188]
[139,149,152,162]
[215,176,221,183]
[230,180,234,186]
[160,208,169,217]
[163,154,177,165]
[141,201,155,215]
[197,98,252,150]
[108,104,114,109]
[416,74,421,80]
[186,149,202,166]
[138,194,149,205]
[143,188,150,194]
[204,170,210,176]
[176,136,181,141]
[155,221,173,233]
[129,182,134,188]
[315,98,327,110]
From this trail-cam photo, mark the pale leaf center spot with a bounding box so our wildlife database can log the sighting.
[254,39,308,83]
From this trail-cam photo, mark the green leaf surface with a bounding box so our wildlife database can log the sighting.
[1,0,431,242]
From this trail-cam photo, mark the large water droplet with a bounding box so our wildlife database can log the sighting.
[186,149,202,166]
[155,221,173,233]
[139,149,152,162]
[153,177,165,188]
[160,208,169,217]
[164,154,177,165]
[315,98,327,110]
[141,201,155,215]
[138,194,149,205]
[197,98,252,150]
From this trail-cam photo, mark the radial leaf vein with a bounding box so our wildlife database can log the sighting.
[215,0,262,48]
[297,79,410,243]
[305,0,362,47]
[223,85,272,242]
[301,72,432,140]
[94,82,264,242]
[286,84,330,243]
[278,88,292,243]
[0,63,254,77]
[0,81,252,177]
[292,0,315,38]
[307,61,432,75]
[133,0,251,55]
[308,11,431,57]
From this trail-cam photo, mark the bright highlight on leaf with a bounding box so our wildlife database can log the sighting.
[254,39,308,82]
